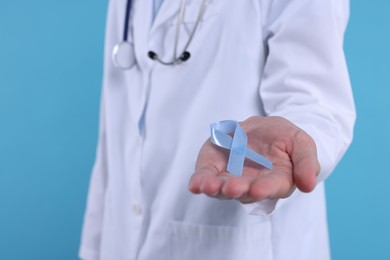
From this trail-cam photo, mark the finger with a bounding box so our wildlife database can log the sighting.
[220,176,253,199]
[238,195,256,204]
[248,172,294,200]
[188,167,222,195]
[291,131,320,192]
[200,175,226,197]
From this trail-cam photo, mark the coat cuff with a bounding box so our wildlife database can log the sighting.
[241,198,279,215]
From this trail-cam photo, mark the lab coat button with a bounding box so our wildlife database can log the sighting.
[132,203,142,215]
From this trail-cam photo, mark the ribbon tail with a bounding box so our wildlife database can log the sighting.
[227,124,247,176]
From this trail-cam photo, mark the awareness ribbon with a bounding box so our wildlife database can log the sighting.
[210,120,273,176]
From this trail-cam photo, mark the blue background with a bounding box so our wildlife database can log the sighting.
[0,1,389,259]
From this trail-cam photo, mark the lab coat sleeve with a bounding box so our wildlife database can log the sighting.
[245,0,356,215]
[78,93,108,260]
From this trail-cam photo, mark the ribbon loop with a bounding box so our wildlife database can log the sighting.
[210,120,273,176]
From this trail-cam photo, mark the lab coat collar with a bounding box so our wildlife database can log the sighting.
[151,0,183,33]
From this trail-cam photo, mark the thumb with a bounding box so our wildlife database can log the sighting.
[290,131,320,193]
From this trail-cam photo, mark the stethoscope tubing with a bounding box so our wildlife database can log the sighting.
[123,0,132,42]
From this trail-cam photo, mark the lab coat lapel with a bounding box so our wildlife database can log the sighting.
[132,0,153,68]
[151,0,183,33]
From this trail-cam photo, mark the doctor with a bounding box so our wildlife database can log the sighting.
[80,0,355,259]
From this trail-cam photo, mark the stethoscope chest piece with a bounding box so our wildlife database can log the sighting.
[112,41,136,70]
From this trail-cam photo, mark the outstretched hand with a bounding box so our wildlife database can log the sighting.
[188,116,320,203]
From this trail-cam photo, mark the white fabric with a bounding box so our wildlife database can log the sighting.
[153,0,164,19]
[79,0,355,259]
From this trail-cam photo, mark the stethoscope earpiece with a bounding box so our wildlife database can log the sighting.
[148,51,158,60]
[180,51,191,62]
[148,50,191,64]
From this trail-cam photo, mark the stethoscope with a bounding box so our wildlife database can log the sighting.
[112,0,208,70]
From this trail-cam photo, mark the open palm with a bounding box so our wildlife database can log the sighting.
[188,116,320,203]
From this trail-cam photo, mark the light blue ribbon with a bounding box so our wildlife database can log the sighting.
[210,120,273,176]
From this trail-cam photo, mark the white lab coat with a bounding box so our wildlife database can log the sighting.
[79,0,356,259]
